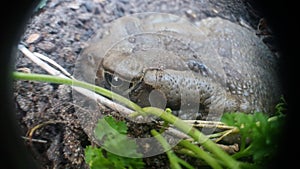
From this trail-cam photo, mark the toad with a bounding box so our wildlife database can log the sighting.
[74,13,281,121]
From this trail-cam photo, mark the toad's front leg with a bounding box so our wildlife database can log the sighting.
[143,69,231,120]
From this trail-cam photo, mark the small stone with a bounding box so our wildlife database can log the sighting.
[185,9,197,19]
[68,2,80,10]
[26,33,41,44]
[37,41,56,53]
[75,34,81,41]
[78,13,92,21]
[93,0,105,3]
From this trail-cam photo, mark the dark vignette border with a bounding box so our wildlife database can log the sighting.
[0,0,294,168]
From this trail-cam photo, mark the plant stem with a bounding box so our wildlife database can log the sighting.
[232,144,252,159]
[178,140,222,169]
[139,107,241,169]
[12,72,143,113]
[151,129,183,169]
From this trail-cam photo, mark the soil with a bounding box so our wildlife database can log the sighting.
[13,0,277,168]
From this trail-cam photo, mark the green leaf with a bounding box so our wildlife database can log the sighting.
[94,116,127,140]
[85,145,145,169]
[104,116,128,134]
[106,152,145,169]
[94,116,142,157]
[84,146,115,169]
[85,116,145,169]
[103,132,142,157]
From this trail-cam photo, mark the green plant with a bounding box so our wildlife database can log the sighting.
[221,107,286,167]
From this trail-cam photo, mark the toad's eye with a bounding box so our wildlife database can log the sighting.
[104,72,134,94]
[104,72,123,87]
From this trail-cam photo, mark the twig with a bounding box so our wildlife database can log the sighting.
[21,136,48,143]
[163,121,238,143]
[165,127,191,140]
[183,120,235,130]
[25,120,66,146]
[211,128,239,143]
[18,44,62,76]
[18,44,135,118]
[26,120,66,139]
[33,52,74,79]
[216,143,239,155]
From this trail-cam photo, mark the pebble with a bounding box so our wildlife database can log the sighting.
[37,41,56,53]
[26,33,42,44]
[68,2,80,10]
[185,9,197,19]
[78,13,92,21]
